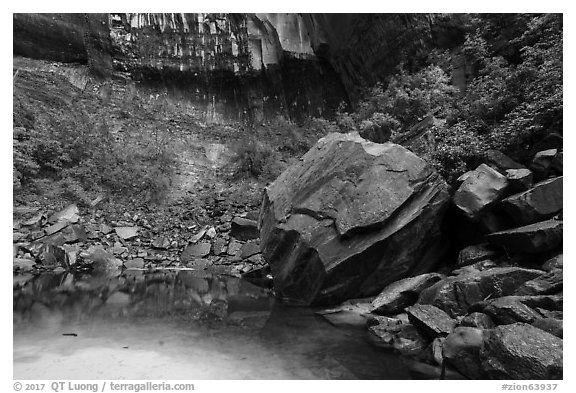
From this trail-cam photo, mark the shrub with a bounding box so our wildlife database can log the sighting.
[228,136,280,181]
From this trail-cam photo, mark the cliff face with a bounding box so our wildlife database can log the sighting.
[13,13,460,122]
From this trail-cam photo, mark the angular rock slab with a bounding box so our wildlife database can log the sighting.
[458,312,495,329]
[230,217,259,241]
[259,132,450,306]
[486,219,563,253]
[443,327,485,379]
[514,270,562,296]
[418,267,542,317]
[371,273,444,314]
[505,168,533,193]
[501,177,563,225]
[405,304,456,338]
[115,226,139,240]
[480,323,563,379]
[453,164,508,221]
[48,204,80,224]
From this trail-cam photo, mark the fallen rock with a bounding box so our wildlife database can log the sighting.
[505,168,533,193]
[366,322,428,354]
[542,254,563,272]
[500,177,563,225]
[44,221,70,236]
[230,217,259,241]
[485,219,563,253]
[532,317,562,338]
[124,258,145,269]
[38,244,69,268]
[530,149,557,181]
[81,246,122,271]
[453,164,509,221]
[459,312,495,329]
[316,300,372,328]
[99,223,113,234]
[418,267,542,317]
[240,241,260,260]
[48,204,79,224]
[227,239,243,257]
[485,149,524,173]
[151,237,170,249]
[480,323,562,379]
[61,244,80,266]
[456,244,500,268]
[443,327,485,379]
[181,242,211,260]
[115,226,139,240]
[62,224,87,244]
[514,270,562,296]
[405,304,456,338]
[371,273,444,314]
[482,296,542,324]
[212,237,228,255]
[260,132,450,305]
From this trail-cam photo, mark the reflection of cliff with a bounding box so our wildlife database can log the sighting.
[13,270,273,325]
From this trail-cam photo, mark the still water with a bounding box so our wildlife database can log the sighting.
[14,269,424,380]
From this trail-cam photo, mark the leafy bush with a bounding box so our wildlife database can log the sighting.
[228,136,280,182]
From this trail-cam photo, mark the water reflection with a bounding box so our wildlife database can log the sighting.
[14,270,416,380]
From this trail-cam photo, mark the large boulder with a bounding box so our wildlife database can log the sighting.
[453,164,509,221]
[405,304,456,338]
[259,132,450,305]
[418,267,542,317]
[500,177,563,225]
[480,323,563,379]
[486,219,563,253]
[443,327,485,379]
[514,270,563,296]
[370,272,444,314]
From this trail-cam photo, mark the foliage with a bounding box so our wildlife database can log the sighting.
[228,135,280,182]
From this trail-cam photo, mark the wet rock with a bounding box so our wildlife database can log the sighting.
[371,273,444,314]
[151,237,170,249]
[418,267,542,317]
[240,241,260,260]
[405,304,456,338]
[366,322,428,354]
[115,226,139,240]
[532,318,562,338]
[486,219,563,254]
[459,312,495,329]
[260,132,450,306]
[443,327,485,379]
[482,296,542,324]
[453,164,509,221]
[542,254,563,272]
[485,149,524,174]
[316,300,372,328]
[124,258,145,269]
[230,217,259,241]
[514,270,562,296]
[530,149,557,181]
[505,168,533,193]
[501,177,563,225]
[181,242,212,260]
[480,323,562,379]
[48,204,80,224]
[81,245,122,271]
[456,244,500,268]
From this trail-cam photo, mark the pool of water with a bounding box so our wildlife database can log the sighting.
[14,269,428,380]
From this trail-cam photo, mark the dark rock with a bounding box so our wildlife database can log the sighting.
[485,219,563,253]
[505,168,533,193]
[443,327,485,379]
[500,177,563,225]
[371,273,444,314]
[485,149,524,174]
[405,304,456,338]
[62,244,80,266]
[181,242,211,260]
[124,258,145,269]
[456,244,500,268]
[240,241,260,260]
[226,239,243,257]
[358,121,391,144]
[450,260,500,276]
[459,312,495,329]
[48,204,80,224]
[259,132,450,306]
[151,237,170,249]
[532,318,563,338]
[230,217,259,241]
[316,300,372,328]
[38,244,69,268]
[482,296,543,324]
[542,254,563,272]
[477,211,514,234]
[530,149,557,181]
[530,133,563,156]
[453,164,509,221]
[62,224,88,244]
[550,151,563,175]
[514,270,562,296]
[115,226,139,240]
[480,323,562,379]
[365,314,405,329]
[245,210,260,221]
[418,267,542,317]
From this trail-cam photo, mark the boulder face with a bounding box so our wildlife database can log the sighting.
[480,323,563,379]
[259,132,450,306]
